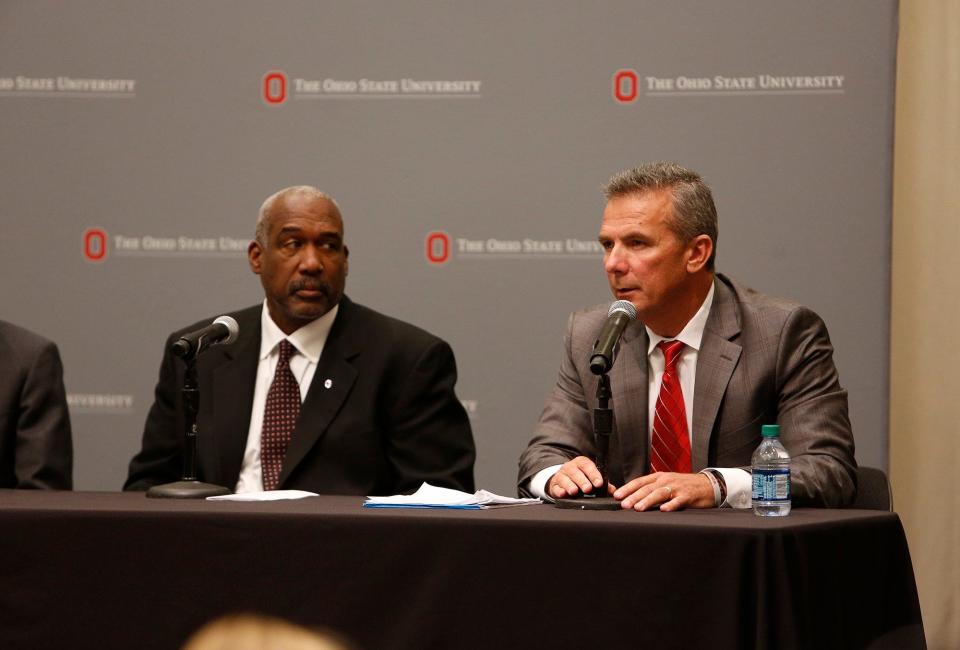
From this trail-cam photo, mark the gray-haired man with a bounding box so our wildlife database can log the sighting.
[519,162,856,510]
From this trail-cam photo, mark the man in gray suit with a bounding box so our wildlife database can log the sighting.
[518,162,856,510]
[0,320,73,489]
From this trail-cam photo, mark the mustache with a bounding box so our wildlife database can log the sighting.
[289,280,329,295]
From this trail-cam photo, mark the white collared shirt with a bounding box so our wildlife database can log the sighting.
[234,301,339,493]
[530,282,752,508]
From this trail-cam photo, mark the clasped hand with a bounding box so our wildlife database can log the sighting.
[547,455,716,511]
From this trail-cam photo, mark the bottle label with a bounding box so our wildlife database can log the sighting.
[752,468,790,501]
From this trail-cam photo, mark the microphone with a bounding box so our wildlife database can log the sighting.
[589,301,638,375]
[171,316,239,359]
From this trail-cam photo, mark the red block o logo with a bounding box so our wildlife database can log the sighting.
[83,228,107,262]
[613,69,638,103]
[425,231,450,264]
[263,71,288,105]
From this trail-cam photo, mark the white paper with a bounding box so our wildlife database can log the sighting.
[206,490,319,501]
[364,482,541,508]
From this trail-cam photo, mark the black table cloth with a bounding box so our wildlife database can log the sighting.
[0,491,924,650]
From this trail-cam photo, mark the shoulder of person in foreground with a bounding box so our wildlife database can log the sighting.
[0,320,73,489]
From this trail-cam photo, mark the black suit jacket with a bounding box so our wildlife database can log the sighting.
[125,296,475,495]
[0,320,73,489]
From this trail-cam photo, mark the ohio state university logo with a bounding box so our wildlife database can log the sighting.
[612,69,638,104]
[425,231,451,264]
[82,228,108,262]
[262,70,288,105]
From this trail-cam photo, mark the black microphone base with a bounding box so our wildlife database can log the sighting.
[146,480,231,499]
[554,495,622,511]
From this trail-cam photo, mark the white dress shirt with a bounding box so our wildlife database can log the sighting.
[530,283,752,508]
[234,301,339,493]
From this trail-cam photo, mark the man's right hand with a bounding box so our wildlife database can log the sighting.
[547,456,615,499]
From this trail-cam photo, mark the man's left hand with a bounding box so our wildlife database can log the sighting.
[613,472,716,511]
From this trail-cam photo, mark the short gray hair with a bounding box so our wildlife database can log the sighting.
[255,186,341,245]
[603,162,718,269]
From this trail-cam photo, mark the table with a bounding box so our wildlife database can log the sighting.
[0,491,924,650]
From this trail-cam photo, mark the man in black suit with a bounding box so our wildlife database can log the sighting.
[0,320,73,489]
[125,186,475,495]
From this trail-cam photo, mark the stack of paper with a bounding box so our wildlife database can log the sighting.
[363,482,541,509]
[207,490,319,501]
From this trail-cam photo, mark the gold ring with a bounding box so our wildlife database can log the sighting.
[664,485,673,497]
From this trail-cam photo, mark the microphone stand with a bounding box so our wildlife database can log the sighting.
[146,356,231,498]
[555,372,621,510]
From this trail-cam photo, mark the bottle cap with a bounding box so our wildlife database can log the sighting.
[761,424,780,437]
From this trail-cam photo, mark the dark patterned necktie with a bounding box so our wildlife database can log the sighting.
[650,340,692,473]
[261,340,301,490]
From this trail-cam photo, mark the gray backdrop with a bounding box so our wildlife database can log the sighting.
[0,1,897,493]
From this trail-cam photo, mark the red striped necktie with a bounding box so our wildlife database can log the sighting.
[650,339,692,473]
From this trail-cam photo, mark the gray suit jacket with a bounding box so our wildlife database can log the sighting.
[518,274,856,506]
[0,320,73,489]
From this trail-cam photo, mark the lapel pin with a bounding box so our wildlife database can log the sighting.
[324,379,333,389]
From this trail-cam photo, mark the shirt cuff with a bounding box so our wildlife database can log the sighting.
[709,467,752,509]
[528,465,563,502]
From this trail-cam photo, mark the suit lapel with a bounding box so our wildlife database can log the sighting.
[614,319,649,481]
[279,298,359,487]
[209,308,261,486]
[691,277,742,470]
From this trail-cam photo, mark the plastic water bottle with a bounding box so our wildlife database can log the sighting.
[752,424,791,516]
